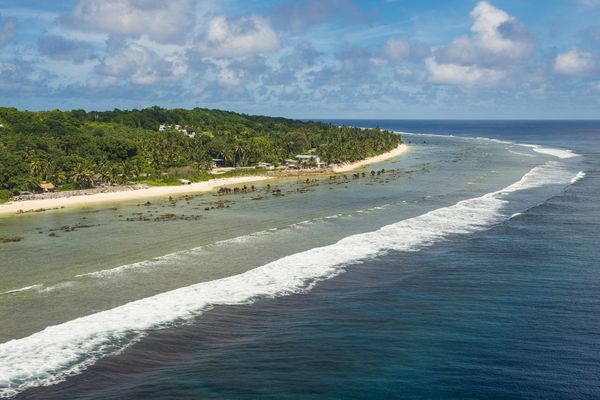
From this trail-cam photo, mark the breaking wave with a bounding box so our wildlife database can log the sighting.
[0,142,582,398]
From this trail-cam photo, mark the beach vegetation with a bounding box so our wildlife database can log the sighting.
[0,189,11,204]
[0,106,401,193]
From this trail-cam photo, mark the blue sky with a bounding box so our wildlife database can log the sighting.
[1,0,600,119]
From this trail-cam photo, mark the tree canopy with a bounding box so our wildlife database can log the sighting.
[0,106,401,194]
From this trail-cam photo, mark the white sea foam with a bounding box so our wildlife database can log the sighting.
[35,282,76,294]
[508,150,535,157]
[399,131,579,161]
[213,228,279,245]
[0,156,581,398]
[570,171,586,184]
[475,136,515,145]
[75,212,351,280]
[0,285,42,296]
[74,249,203,279]
[523,144,578,159]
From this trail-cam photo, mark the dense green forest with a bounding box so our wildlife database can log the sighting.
[0,106,401,199]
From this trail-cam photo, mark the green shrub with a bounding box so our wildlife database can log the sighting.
[0,189,11,204]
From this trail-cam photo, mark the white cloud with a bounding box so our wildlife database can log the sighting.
[95,43,187,86]
[383,39,411,61]
[217,67,245,87]
[438,1,533,65]
[554,49,596,75]
[470,1,532,57]
[63,0,194,44]
[426,57,504,87]
[426,1,533,88]
[195,15,279,58]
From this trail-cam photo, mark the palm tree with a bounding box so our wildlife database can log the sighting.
[70,163,94,187]
[29,158,53,181]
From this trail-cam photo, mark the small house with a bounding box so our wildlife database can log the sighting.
[212,158,226,168]
[285,159,299,169]
[257,162,274,170]
[295,154,321,163]
[39,182,55,192]
[295,154,323,168]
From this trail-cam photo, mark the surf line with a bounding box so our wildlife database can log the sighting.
[0,146,581,399]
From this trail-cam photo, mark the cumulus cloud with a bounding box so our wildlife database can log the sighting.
[217,67,244,87]
[0,59,51,95]
[382,38,429,63]
[62,0,194,44]
[554,49,596,75]
[383,39,410,61]
[213,56,270,87]
[0,63,27,91]
[426,1,533,87]
[282,43,322,69]
[94,43,187,86]
[0,15,16,47]
[194,15,279,58]
[426,58,504,87]
[436,1,534,66]
[38,35,96,63]
[266,43,322,86]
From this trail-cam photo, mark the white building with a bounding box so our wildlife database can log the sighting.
[257,162,275,170]
[158,123,196,138]
[295,154,327,168]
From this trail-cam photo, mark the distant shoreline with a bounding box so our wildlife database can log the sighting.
[0,144,408,216]
[331,144,408,173]
[0,176,271,216]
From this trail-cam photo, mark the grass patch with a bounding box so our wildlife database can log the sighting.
[136,168,268,186]
[210,168,269,179]
[137,176,183,186]
[56,183,93,192]
[0,189,11,204]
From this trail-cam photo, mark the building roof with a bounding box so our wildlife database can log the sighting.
[39,182,55,190]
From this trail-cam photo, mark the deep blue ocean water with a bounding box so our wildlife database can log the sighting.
[18,121,600,399]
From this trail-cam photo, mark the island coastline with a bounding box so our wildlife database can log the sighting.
[331,144,408,173]
[0,144,409,216]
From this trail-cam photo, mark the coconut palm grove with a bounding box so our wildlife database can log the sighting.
[0,106,400,201]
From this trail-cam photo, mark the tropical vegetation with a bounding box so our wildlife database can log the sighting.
[0,106,401,195]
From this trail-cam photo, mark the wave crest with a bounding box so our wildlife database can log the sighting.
[0,157,580,398]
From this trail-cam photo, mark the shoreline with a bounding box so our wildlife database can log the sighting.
[0,176,271,216]
[331,144,408,173]
[0,144,409,216]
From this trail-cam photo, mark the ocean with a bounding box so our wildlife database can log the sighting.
[0,121,598,399]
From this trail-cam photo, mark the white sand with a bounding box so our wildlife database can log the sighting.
[0,176,271,216]
[331,144,409,173]
[0,145,409,216]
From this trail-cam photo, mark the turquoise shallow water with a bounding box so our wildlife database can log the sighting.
[1,121,598,399]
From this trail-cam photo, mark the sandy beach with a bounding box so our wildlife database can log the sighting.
[0,175,271,216]
[331,144,408,173]
[0,144,409,216]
